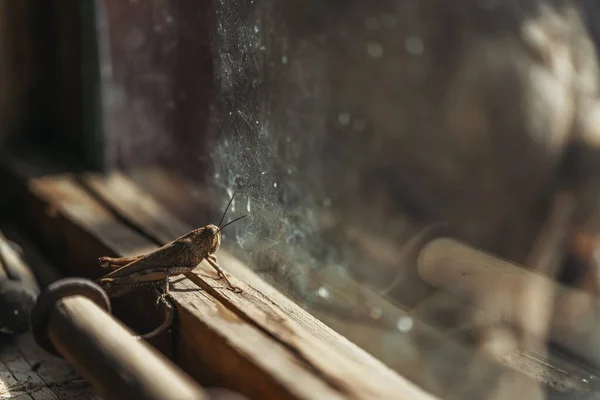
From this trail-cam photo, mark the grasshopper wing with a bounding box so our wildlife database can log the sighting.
[101,239,196,279]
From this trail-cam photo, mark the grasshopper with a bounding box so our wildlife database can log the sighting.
[96,193,247,299]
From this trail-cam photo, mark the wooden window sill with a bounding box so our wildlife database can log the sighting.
[1,155,442,399]
[7,153,594,399]
[5,154,597,399]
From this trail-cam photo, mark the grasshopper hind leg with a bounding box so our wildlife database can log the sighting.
[156,275,171,306]
[99,255,143,269]
[163,274,170,294]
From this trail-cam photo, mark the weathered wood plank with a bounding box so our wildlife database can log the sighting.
[0,341,65,400]
[0,360,25,399]
[79,171,549,400]
[0,347,47,394]
[173,285,345,400]
[30,175,157,264]
[14,335,79,386]
[13,334,90,400]
[13,163,584,398]
[7,394,33,400]
[16,172,176,355]
[82,171,446,399]
[85,171,600,398]
[15,173,352,400]
[83,171,190,241]
[28,387,56,400]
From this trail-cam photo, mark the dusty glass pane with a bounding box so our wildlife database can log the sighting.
[101,1,600,398]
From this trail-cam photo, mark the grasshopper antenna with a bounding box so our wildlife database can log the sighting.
[219,215,248,232]
[219,191,237,228]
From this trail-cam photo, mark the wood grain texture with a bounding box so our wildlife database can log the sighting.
[87,172,600,399]
[4,157,576,398]
[80,171,546,400]
[15,172,358,399]
[0,333,94,400]
[82,172,445,399]
[9,155,590,399]
[82,173,434,399]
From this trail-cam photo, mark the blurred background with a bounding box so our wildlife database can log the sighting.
[4,1,600,399]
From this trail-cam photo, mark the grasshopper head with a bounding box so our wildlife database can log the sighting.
[203,224,222,254]
[198,215,246,256]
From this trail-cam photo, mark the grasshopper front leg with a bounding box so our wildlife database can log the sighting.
[99,255,144,269]
[206,255,241,292]
[207,254,221,278]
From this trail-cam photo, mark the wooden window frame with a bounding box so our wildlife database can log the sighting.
[2,2,598,398]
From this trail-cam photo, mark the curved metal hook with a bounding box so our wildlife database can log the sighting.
[134,292,175,340]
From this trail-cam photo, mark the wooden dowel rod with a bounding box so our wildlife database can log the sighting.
[418,238,600,368]
[47,295,207,400]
